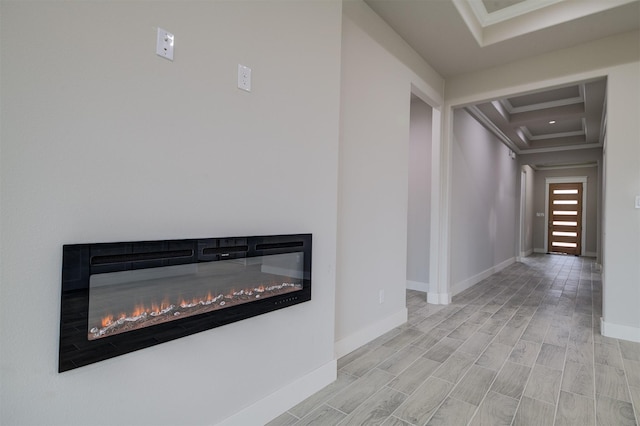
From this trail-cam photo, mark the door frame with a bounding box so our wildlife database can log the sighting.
[544,176,587,255]
[518,167,527,260]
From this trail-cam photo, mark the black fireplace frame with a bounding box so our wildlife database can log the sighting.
[59,234,312,372]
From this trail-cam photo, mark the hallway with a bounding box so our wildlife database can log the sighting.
[270,254,639,425]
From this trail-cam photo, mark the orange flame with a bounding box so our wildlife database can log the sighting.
[101,315,114,327]
[131,304,147,317]
[96,280,299,330]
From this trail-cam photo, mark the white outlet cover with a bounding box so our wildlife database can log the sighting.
[238,64,251,92]
[156,28,174,61]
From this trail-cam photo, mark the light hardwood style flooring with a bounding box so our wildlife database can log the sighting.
[269,254,640,426]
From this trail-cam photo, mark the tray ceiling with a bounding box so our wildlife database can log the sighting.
[364,0,639,77]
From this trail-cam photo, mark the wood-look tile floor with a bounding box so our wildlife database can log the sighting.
[269,254,640,426]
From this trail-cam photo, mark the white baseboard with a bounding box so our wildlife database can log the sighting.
[451,257,516,296]
[533,248,598,258]
[334,308,407,359]
[518,249,533,260]
[406,280,428,292]
[601,317,640,343]
[217,359,337,426]
[427,292,450,305]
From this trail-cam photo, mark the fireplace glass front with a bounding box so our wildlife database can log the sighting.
[87,252,304,340]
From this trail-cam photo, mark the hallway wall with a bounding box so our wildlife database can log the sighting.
[450,109,518,295]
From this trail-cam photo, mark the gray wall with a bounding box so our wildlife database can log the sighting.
[450,108,518,294]
[407,97,433,288]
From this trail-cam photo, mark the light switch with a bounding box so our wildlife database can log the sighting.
[635,195,640,209]
[156,28,174,61]
[238,64,251,92]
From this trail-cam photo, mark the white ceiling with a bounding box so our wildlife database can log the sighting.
[364,0,639,157]
[364,0,640,77]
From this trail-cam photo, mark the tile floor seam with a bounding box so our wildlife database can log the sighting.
[552,294,585,426]
[437,294,529,424]
[394,309,503,425]
[619,339,640,425]
[336,369,410,425]
[589,273,599,426]
[285,412,301,422]
[466,321,533,423]
[508,308,550,426]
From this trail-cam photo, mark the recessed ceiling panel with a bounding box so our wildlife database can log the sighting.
[507,86,581,109]
[526,118,583,136]
[482,0,527,14]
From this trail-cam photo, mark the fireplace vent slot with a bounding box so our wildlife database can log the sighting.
[256,241,304,251]
[90,249,194,266]
[202,245,249,255]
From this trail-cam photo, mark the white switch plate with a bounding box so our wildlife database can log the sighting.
[156,28,174,61]
[635,195,640,209]
[238,64,251,92]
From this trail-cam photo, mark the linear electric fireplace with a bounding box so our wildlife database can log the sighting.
[59,234,311,372]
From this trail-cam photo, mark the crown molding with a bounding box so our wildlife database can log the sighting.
[453,0,638,46]
[469,0,562,27]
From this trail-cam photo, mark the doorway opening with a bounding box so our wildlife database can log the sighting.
[545,177,587,256]
[406,94,432,292]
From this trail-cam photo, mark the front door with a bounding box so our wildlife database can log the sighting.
[548,182,582,256]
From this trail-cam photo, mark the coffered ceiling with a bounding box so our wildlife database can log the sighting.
[364,0,638,157]
[466,78,607,154]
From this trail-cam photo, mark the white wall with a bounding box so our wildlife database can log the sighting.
[407,97,433,290]
[0,1,342,425]
[601,62,640,341]
[446,30,640,341]
[450,109,518,295]
[336,0,444,356]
